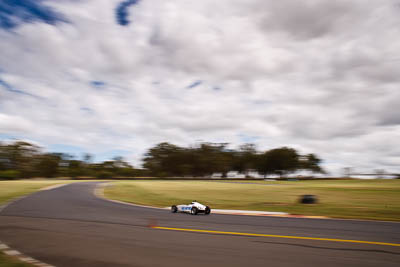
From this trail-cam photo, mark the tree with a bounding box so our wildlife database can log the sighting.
[143,142,184,177]
[143,142,234,177]
[35,153,61,178]
[300,154,324,174]
[0,141,41,177]
[191,143,232,177]
[232,143,257,176]
[256,147,300,177]
[83,153,93,164]
[0,142,9,171]
[68,160,84,178]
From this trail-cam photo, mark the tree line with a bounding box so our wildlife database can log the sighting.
[143,142,323,177]
[0,141,323,179]
[0,141,145,179]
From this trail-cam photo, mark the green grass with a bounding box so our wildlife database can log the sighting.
[104,179,400,221]
[0,252,33,267]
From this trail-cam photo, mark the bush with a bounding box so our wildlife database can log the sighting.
[116,168,137,177]
[96,171,114,179]
[299,194,318,204]
[0,170,20,180]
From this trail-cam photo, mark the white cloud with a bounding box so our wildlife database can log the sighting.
[1,0,400,173]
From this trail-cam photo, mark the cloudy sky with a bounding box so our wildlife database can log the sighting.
[1,0,400,175]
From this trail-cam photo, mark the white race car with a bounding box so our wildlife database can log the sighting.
[171,201,211,215]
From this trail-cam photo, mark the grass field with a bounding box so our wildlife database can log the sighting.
[105,179,400,221]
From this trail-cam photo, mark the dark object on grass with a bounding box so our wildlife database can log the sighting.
[171,205,177,213]
[300,195,318,204]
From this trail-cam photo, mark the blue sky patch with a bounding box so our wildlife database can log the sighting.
[80,107,93,113]
[48,145,131,163]
[48,144,87,159]
[96,149,131,163]
[237,134,260,143]
[0,0,65,29]
[90,80,106,88]
[116,0,140,26]
[0,78,40,98]
[186,80,202,89]
[0,133,20,140]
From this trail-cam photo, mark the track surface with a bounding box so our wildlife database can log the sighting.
[0,182,399,267]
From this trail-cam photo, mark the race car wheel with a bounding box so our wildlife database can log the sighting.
[171,205,178,213]
[205,206,211,215]
[191,207,198,215]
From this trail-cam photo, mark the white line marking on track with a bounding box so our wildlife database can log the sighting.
[94,183,169,210]
[40,184,69,191]
[4,250,21,256]
[0,243,9,249]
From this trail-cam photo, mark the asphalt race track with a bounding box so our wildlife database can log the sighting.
[0,182,399,267]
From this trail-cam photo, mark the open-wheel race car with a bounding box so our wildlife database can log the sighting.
[171,201,211,215]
